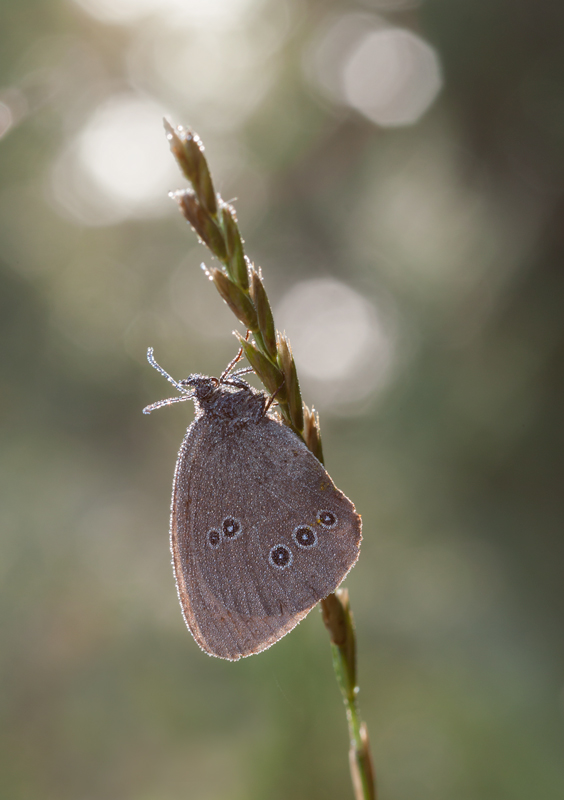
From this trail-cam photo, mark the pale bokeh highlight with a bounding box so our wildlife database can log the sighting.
[73,0,259,26]
[306,14,442,127]
[50,94,178,225]
[276,278,396,410]
[343,28,442,126]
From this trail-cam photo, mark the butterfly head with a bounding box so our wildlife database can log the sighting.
[143,348,263,421]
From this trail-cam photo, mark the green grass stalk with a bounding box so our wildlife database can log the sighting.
[164,120,376,800]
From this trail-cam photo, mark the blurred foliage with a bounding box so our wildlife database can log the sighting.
[1,0,564,799]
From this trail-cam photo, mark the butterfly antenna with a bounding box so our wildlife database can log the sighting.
[147,347,191,394]
[143,394,194,415]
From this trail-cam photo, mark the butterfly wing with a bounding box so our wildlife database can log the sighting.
[171,414,361,660]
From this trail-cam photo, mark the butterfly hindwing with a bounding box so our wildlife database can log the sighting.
[170,413,361,659]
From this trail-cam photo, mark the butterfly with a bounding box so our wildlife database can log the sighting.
[144,348,361,660]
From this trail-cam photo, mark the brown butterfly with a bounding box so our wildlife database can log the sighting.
[144,348,361,660]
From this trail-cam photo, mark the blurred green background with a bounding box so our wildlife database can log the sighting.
[2,1,564,798]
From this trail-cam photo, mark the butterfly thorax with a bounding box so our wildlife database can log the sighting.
[188,376,267,424]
